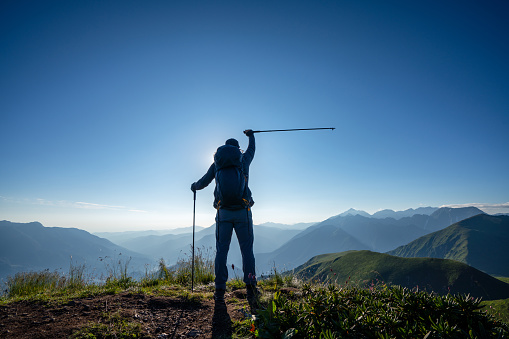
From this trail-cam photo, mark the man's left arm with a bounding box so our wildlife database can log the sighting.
[191,163,215,192]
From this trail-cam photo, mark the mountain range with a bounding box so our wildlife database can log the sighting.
[2,205,506,299]
[0,220,149,283]
[388,214,509,276]
[256,207,484,273]
[339,207,438,219]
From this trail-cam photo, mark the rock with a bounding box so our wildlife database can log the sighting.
[187,329,201,337]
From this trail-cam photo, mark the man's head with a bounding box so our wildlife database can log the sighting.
[225,138,240,148]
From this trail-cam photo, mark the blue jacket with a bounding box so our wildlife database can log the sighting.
[194,134,255,209]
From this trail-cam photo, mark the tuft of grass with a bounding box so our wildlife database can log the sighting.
[5,270,65,298]
[259,267,301,292]
[227,276,246,290]
[71,309,148,339]
[157,246,215,287]
[5,258,89,299]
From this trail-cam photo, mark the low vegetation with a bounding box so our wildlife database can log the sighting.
[250,283,509,338]
[1,249,508,338]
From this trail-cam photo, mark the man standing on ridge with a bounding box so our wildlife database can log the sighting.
[191,129,258,305]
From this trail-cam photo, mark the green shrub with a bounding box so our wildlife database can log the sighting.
[252,284,509,338]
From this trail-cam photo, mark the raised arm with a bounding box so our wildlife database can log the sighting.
[242,130,255,166]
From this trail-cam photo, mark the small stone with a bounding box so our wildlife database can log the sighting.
[187,329,200,337]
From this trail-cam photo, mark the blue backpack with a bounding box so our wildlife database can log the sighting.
[214,145,248,210]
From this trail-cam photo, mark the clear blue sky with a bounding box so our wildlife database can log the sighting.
[1,0,508,232]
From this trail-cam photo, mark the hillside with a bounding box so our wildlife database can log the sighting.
[0,221,150,282]
[388,214,509,276]
[293,250,509,300]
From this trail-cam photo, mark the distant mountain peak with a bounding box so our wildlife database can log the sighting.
[372,207,438,219]
[339,208,371,217]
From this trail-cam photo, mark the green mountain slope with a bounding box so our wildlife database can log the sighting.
[293,250,509,300]
[387,214,509,276]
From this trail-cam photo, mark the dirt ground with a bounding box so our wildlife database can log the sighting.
[0,290,252,338]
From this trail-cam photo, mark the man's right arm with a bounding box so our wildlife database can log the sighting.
[191,163,215,192]
[243,131,255,166]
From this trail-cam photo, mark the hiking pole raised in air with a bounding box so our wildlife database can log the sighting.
[245,127,335,134]
[191,190,196,292]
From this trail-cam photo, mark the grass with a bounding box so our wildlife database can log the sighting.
[483,298,509,325]
[71,309,148,339]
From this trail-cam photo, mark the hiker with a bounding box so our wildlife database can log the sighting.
[191,129,259,304]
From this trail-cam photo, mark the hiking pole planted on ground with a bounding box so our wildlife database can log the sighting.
[191,190,196,292]
[245,127,335,134]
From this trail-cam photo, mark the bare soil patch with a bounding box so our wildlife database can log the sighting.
[0,291,251,338]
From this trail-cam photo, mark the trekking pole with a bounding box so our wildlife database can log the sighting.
[245,127,335,134]
[191,190,196,292]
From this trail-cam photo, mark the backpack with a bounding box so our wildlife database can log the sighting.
[214,145,248,210]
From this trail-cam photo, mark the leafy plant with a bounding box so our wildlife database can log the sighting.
[251,284,509,338]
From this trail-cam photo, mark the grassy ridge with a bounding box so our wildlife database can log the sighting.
[293,250,509,300]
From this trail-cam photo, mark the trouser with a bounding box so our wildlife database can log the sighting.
[214,208,256,290]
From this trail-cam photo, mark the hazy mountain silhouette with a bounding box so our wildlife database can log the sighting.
[293,250,509,300]
[114,224,302,268]
[335,207,438,219]
[388,214,509,276]
[94,226,205,245]
[256,207,484,273]
[0,221,150,283]
[371,207,438,219]
[256,222,316,230]
[337,208,372,217]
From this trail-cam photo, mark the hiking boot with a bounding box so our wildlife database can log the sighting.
[214,288,226,302]
[246,285,260,308]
